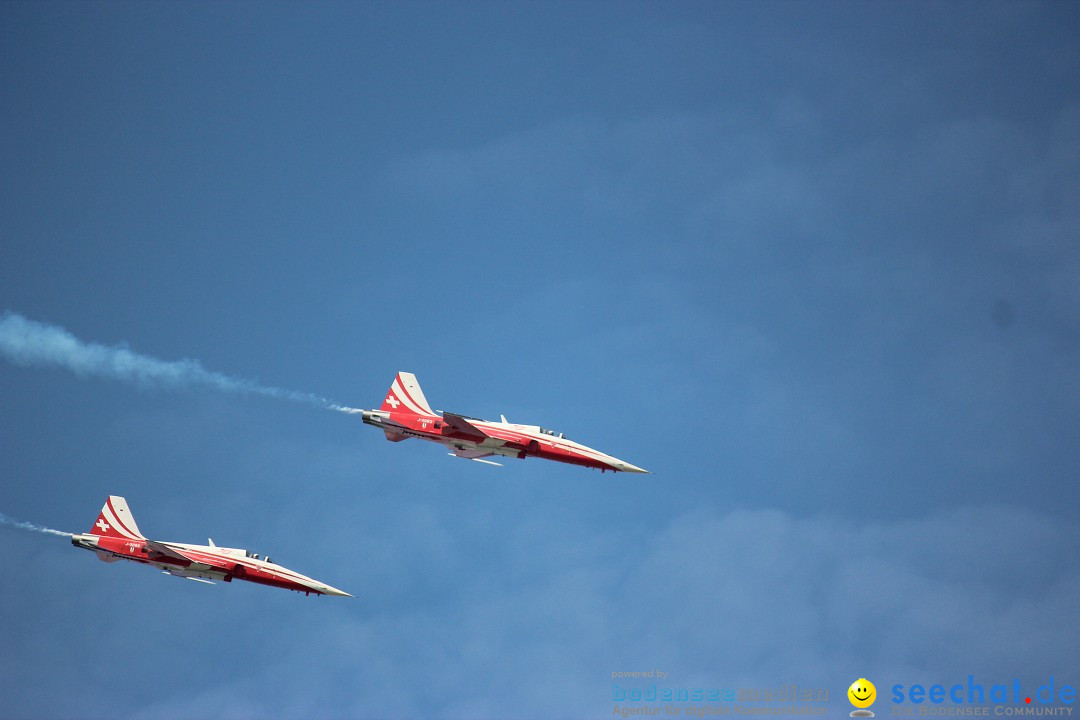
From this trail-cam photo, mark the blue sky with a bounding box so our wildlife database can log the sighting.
[1,2,1078,718]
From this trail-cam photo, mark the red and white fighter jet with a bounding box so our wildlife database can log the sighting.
[70,496,351,597]
[361,372,649,473]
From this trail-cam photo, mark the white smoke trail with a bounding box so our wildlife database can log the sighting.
[328,405,364,415]
[0,311,363,414]
[0,512,73,538]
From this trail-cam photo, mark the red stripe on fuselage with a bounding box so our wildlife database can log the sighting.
[88,538,332,594]
[382,415,620,471]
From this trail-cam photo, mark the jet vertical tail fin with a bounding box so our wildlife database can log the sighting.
[88,496,146,540]
[380,372,438,417]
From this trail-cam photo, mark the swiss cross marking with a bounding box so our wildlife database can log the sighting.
[386,395,400,409]
[96,519,110,533]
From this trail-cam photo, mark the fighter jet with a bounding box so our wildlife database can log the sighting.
[361,372,649,473]
[70,496,351,597]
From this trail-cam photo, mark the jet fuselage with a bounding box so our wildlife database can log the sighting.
[361,372,648,473]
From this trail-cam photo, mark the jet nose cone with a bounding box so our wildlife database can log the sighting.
[320,585,353,597]
[612,460,650,474]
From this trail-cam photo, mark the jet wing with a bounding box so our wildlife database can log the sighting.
[442,412,489,440]
[146,541,216,572]
[146,540,193,565]
[448,447,503,466]
[450,446,495,460]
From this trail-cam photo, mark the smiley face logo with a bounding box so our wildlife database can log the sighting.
[848,678,876,709]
